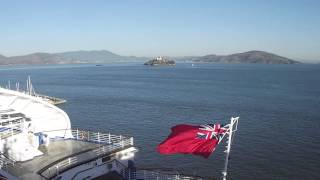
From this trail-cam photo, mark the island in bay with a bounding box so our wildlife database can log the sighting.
[144,56,176,66]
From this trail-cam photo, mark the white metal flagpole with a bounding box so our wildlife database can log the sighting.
[222,117,239,180]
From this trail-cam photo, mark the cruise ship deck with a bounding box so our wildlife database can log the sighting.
[8,140,102,179]
[3,131,134,180]
[0,87,137,180]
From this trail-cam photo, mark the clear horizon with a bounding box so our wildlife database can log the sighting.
[1,0,319,62]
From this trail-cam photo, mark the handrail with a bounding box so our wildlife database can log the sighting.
[0,154,15,168]
[0,128,134,179]
[0,154,18,178]
[39,129,134,179]
[116,161,206,180]
[71,158,128,180]
[130,169,206,180]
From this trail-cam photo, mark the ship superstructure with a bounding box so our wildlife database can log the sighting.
[0,87,136,180]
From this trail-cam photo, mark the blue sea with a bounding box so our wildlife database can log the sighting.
[1,63,319,180]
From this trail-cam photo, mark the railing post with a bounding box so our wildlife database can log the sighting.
[76,129,79,140]
[98,132,100,143]
[130,137,134,145]
[120,135,123,148]
[88,131,90,141]
[128,167,130,180]
[108,133,111,144]
[56,165,59,175]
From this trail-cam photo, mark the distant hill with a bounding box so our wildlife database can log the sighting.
[56,50,140,62]
[0,53,67,65]
[0,50,148,65]
[192,51,300,64]
[171,56,199,62]
[0,50,300,65]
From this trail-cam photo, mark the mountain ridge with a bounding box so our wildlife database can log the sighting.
[0,50,301,65]
[191,51,300,64]
[0,50,148,65]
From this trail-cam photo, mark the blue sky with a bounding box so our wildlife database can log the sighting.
[0,0,319,61]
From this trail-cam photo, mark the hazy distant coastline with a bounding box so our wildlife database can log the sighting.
[0,50,300,65]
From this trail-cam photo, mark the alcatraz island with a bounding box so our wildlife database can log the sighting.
[144,56,176,66]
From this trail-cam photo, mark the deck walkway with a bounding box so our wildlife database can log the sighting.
[6,139,102,179]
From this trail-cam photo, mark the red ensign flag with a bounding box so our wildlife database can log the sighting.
[157,123,227,158]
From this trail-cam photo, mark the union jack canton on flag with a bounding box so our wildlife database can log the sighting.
[197,124,228,142]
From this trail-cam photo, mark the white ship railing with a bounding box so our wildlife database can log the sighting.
[117,162,204,180]
[0,153,19,180]
[129,170,202,180]
[133,170,183,180]
[39,129,134,179]
[0,154,15,169]
[0,127,24,178]
[114,160,205,180]
[0,128,133,179]
[70,129,133,145]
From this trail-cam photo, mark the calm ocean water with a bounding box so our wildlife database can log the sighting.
[1,63,319,180]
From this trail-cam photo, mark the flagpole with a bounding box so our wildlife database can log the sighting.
[222,117,239,180]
